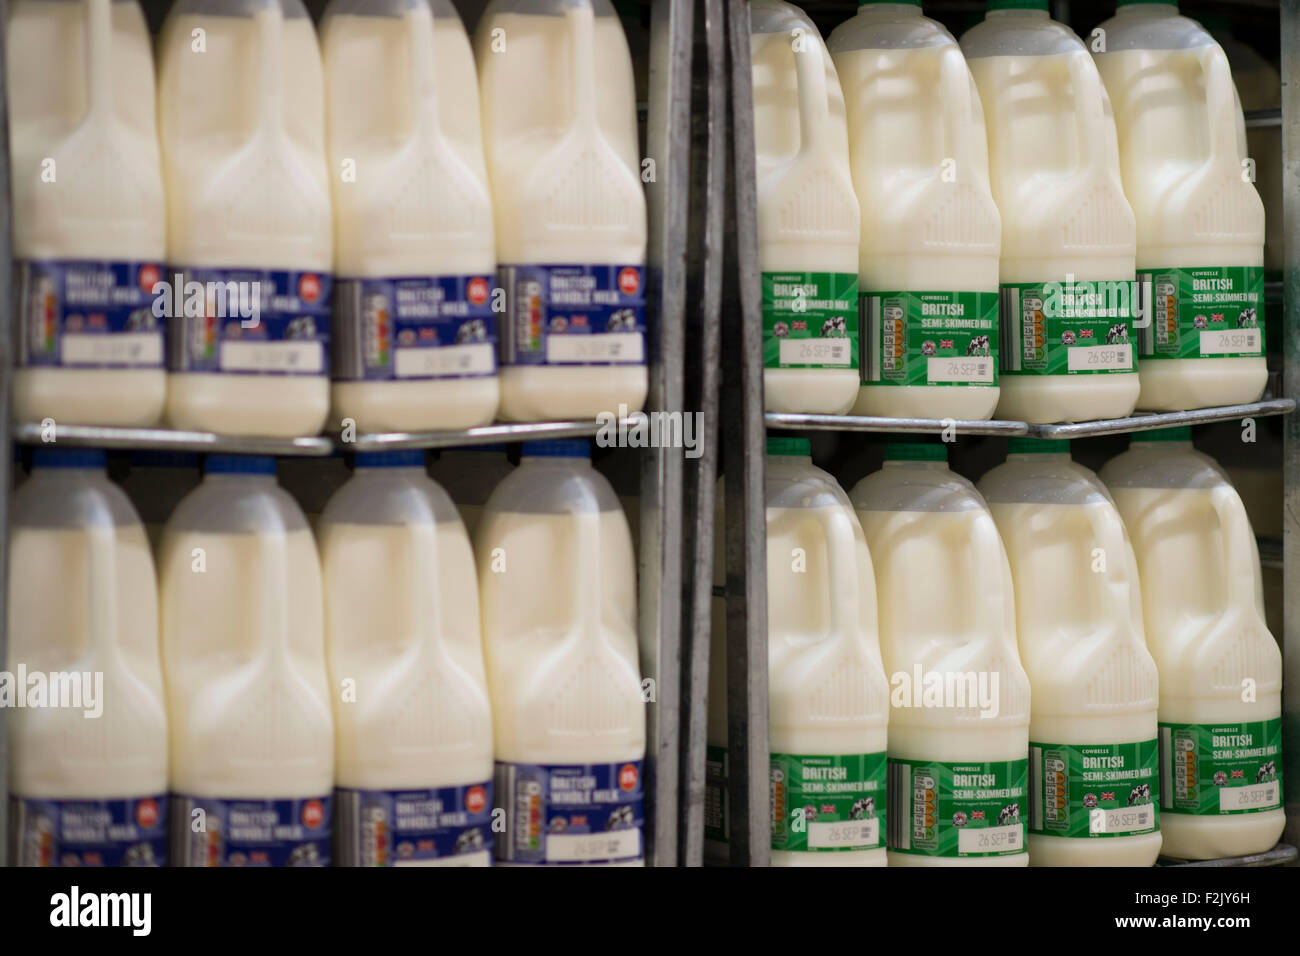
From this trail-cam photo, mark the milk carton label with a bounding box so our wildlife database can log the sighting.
[770,752,886,852]
[495,760,644,865]
[10,794,167,867]
[1159,719,1283,816]
[704,744,728,845]
[499,264,645,366]
[999,280,1136,375]
[171,795,332,866]
[887,758,1028,857]
[16,260,164,370]
[862,290,999,387]
[761,271,857,370]
[1029,740,1159,839]
[333,274,496,381]
[335,782,493,866]
[167,267,332,377]
[1136,266,1265,359]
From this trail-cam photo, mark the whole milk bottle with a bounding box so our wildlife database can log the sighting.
[475,0,649,422]
[322,0,499,432]
[751,0,861,415]
[979,439,1161,866]
[160,455,334,865]
[1101,429,1284,859]
[6,0,167,427]
[7,449,168,866]
[1092,1,1268,411]
[829,0,1002,421]
[320,451,494,865]
[427,444,515,539]
[962,0,1140,425]
[850,441,1030,865]
[157,0,333,437]
[476,440,646,865]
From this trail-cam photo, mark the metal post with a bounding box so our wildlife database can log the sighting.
[0,0,12,868]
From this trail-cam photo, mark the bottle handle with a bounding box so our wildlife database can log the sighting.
[1202,45,1241,174]
[255,3,285,144]
[568,6,599,135]
[938,45,973,175]
[968,513,1015,652]
[402,508,442,658]
[255,529,290,671]
[407,4,440,139]
[573,506,603,641]
[85,523,120,665]
[85,0,113,122]
[1066,52,1107,175]
[792,28,831,159]
[1208,483,1266,623]
[819,506,863,646]
[1079,498,1139,637]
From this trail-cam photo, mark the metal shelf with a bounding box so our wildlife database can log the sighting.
[1023,399,1296,440]
[765,412,1028,436]
[12,422,336,457]
[1245,107,1282,128]
[342,419,620,451]
[1159,842,1298,868]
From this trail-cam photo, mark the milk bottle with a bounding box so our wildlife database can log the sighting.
[829,1,1002,421]
[117,451,201,556]
[704,440,890,865]
[157,0,334,438]
[320,451,494,865]
[427,444,514,538]
[475,0,649,422]
[1101,429,1284,859]
[962,1,1140,425]
[7,0,167,427]
[1093,2,1268,411]
[322,0,499,433]
[7,449,168,866]
[850,442,1030,865]
[751,1,860,416]
[160,455,334,865]
[476,440,645,865]
[979,439,1161,866]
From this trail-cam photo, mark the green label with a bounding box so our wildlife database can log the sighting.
[1159,719,1283,815]
[1137,266,1265,359]
[1029,740,1159,838]
[860,290,998,387]
[771,752,886,852]
[887,757,1028,857]
[999,279,1137,375]
[704,744,727,844]
[761,271,858,370]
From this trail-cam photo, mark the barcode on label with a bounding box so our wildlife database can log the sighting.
[862,296,880,382]
[62,331,163,368]
[220,340,324,374]
[957,822,1020,854]
[1066,344,1132,372]
[927,356,994,383]
[546,332,644,365]
[1199,328,1261,355]
[778,337,851,366]
[1089,804,1155,834]
[807,818,878,850]
[1219,781,1278,812]
[545,829,641,863]
[394,343,494,378]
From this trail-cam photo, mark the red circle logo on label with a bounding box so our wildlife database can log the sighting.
[138,264,162,294]
[302,800,325,828]
[619,764,639,792]
[618,268,640,296]
[467,277,490,306]
[298,274,321,303]
[466,786,487,814]
[135,798,160,829]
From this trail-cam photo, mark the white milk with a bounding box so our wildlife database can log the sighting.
[160,455,334,866]
[7,449,168,866]
[1093,2,1267,411]
[320,452,494,865]
[1101,430,1284,859]
[426,444,515,538]
[829,1,1002,421]
[157,0,334,437]
[116,451,202,555]
[475,0,649,421]
[7,0,167,427]
[475,440,645,865]
[962,2,1140,424]
[751,1,860,415]
[323,0,499,433]
[850,442,1030,865]
[980,440,1161,866]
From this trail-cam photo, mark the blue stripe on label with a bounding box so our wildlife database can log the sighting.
[170,795,331,867]
[334,781,494,866]
[499,263,646,367]
[10,794,168,866]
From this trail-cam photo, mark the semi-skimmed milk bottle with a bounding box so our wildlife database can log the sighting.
[157,0,334,437]
[1093,2,1268,411]
[320,451,494,865]
[829,0,1002,421]
[322,0,499,433]
[751,1,860,415]
[7,449,168,866]
[6,0,167,427]
[962,0,1140,425]
[476,440,645,865]
[979,439,1161,866]
[704,439,891,865]
[475,0,649,422]
[160,455,334,865]
[427,444,515,539]
[851,441,1030,865]
[1101,429,1284,859]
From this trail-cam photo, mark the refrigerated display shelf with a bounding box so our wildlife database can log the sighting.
[765,412,1028,436]
[1159,842,1297,868]
[1023,399,1295,440]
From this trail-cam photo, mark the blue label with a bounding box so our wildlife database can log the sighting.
[10,793,167,866]
[333,274,496,381]
[165,267,332,376]
[335,781,494,866]
[499,263,646,367]
[16,259,165,369]
[495,760,644,865]
[171,795,331,866]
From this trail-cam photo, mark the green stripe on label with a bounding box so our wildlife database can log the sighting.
[887,757,1028,857]
[762,271,858,370]
[860,289,999,387]
[1158,719,1282,815]
[771,752,886,852]
[999,279,1137,375]
[1029,740,1159,838]
[1136,266,1265,359]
